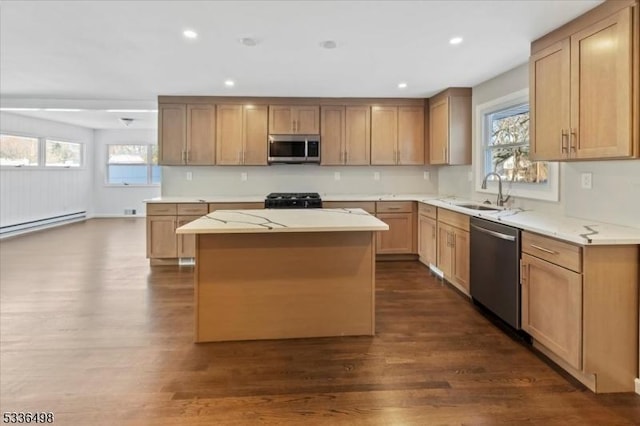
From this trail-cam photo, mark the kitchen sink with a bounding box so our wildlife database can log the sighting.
[456,203,501,211]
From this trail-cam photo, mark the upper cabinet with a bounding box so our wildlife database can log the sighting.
[216,104,268,165]
[371,105,424,165]
[530,2,639,161]
[269,105,320,134]
[428,88,471,165]
[159,103,216,166]
[321,105,371,165]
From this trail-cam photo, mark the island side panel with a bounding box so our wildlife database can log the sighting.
[195,231,375,342]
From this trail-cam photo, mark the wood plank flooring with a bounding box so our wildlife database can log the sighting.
[1,218,638,425]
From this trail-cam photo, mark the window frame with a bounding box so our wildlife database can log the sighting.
[105,143,160,187]
[0,132,85,170]
[474,88,559,202]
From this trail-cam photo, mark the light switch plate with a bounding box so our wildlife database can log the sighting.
[186,172,193,181]
[241,172,248,182]
[581,172,592,189]
[374,172,380,181]
[334,172,341,181]
[423,171,430,181]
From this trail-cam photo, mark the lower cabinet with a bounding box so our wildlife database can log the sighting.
[147,215,178,258]
[436,208,470,294]
[146,203,208,263]
[520,231,638,393]
[375,201,416,255]
[418,214,437,266]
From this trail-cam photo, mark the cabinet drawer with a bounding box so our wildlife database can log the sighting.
[418,203,437,219]
[209,202,264,212]
[177,203,208,216]
[437,208,469,231]
[522,232,582,273]
[323,201,376,214]
[147,203,177,216]
[376,201,415,213]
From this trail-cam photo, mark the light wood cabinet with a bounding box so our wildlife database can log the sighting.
[436,208,470,294]
[371,106,424,165]
[321,106,371,165]
[520,230,638,393]
[375,201,416,254]
[216,105,268,165]
[418,214,437,266]
[428,88,471,165]
[146,203,208,261]
[159,104,216,165]
[530,4,638,160]
[269,105,319,134]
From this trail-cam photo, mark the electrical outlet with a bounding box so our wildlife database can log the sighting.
[468,171,473,182]
[581,172,592,189]
[334,171,341,181]
[423,171,430,181]
[373,172,380,181]
[241,172,248,182]
[186,171,193,181]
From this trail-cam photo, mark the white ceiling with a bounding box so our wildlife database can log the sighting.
[0,0,602,129]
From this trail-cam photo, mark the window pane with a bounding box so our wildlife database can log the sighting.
[107,165,149,184]
[45,140,82,167]
[488,146,549,184]
[151,165,161,184]
[108,145,147,164]
[150,145,158,165]
[0,134,39,166]
[488,104,529,147]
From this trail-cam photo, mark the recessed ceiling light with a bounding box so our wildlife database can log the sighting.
[321,40,337,49]
[398,82,408,89]
[449,37,463,45]
[240,37,257,47]
[183,29,198,39]
[43,108,83,112]
[224,80,235,87]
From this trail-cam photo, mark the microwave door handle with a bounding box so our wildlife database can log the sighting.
[304,139,308,160]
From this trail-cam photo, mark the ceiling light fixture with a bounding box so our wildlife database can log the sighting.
[398,82,408,89]
[120,118,135,127]
[321,40,337,49]
[183,29,198,39]
[449,36,463,45]
[43,108,83,112]
[240,37,257,47]
[224,80,235,87]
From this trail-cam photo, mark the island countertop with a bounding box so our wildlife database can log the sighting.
[176,208,389,234]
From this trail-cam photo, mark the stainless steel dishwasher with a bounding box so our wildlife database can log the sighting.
[470,217,521,329]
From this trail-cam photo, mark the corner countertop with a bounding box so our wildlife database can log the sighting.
[147,194,640,245]
[176,208,390,234]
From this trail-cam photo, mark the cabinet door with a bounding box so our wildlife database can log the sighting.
[436,223,453,276]
[147,216,177,258]
[418,215,437,266]
[429,98,449,164]
[521,253,582,369]
[371,106,398,165]
[295,106,320,134]
[398,106,425,165]
[216,105,244,165]
[269,106,294,134]
[452,228,470,292]
[571,7,633,159]
[186,104,216,165]
[529,40,571,161]
[177,216,200,258]
[243,105,268,165]
[345,106,371,165]
[376,212,413,254]
[158,104,186,165]
[320,106,346,165]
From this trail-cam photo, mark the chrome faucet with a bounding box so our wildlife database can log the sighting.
[481,172,510,206]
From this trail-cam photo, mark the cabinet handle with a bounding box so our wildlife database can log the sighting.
[530,243,557,255]
[345,151,348,164]
[182,150,186,163]
[561,129,568,153]
[520,260,527,285]
[570,128,577,153]
[186,150,190,163]
[452,233,456,248]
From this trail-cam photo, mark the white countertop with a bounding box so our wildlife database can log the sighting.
[176,208,389,234]
[144,193,437,203]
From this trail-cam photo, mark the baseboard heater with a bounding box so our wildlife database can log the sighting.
[0,211,87,237]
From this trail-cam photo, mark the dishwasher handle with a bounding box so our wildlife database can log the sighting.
[470,224,516,242]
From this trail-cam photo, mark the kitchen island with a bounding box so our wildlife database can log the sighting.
[177,208,389,342]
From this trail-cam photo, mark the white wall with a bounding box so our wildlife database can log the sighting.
[0,112,94,228]
[93,129,160,216]
[161,165,438,197]
[438,63,640,228]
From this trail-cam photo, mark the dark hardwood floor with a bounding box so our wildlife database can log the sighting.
[1,218,638,425]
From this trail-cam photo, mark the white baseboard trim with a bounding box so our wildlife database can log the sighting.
[635,378,640,395]
[0,215,87,240]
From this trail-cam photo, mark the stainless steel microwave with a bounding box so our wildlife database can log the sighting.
[268,135,320,164]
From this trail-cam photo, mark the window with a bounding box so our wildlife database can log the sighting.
[107,144,160,185]
[476,89,559,202]
[0,133,39,166]
[45,139,82,167]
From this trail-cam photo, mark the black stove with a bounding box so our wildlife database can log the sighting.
[265,192,323,209]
